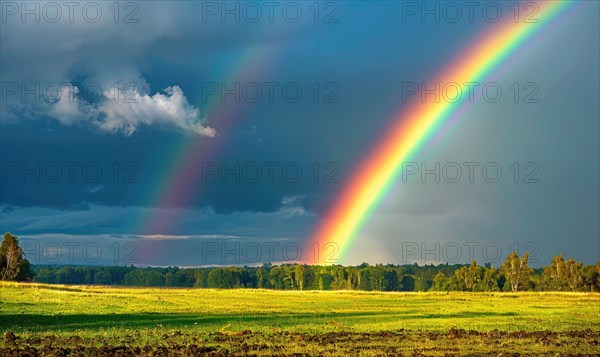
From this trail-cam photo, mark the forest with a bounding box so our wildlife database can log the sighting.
[31,256,600,292]
[3,232,599,292]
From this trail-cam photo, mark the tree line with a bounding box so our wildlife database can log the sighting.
[2,232,599,292]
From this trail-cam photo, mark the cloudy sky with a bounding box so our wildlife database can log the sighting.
[1,1,598,267]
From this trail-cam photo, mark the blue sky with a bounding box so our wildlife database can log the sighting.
[1,1,598,267]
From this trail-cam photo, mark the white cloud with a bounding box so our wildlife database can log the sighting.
[98,85,216,136]
[46,84,216,137]
[47,86,90,126]
[0,3,214,136]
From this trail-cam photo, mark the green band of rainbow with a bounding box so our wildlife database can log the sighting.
[307,1,573,264]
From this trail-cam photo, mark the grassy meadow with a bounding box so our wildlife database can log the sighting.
[1,282,599,355]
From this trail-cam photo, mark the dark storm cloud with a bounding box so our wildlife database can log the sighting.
[0,1,598,266]
[1,1,487,212]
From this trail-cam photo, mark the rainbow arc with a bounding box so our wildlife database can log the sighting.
[306,1,573,264]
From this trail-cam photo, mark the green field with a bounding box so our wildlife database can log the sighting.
[1,282,599,355]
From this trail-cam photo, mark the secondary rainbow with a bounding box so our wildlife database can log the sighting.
[307,1,573,264]
[138,46,276,235]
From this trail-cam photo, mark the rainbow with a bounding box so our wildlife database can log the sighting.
[307,1,574,264]
[138,46,276,235]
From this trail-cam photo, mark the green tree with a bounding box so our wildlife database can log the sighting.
[94,271,112,285]
[34,268,56,283]
[194,268,210,288]
[542,254,567,291]
[316,266,333,290]
[268,266,286,289]
[477,267,500,291]
[55,267,76,284]
[582,263,600,292]
[294,264,305,290]
[282,265,296,290]
[430,272,449,291]
[207,267,241,288]
[330,265,347,290]
[400,274,415,291]
[501,252,532,292]
[454,261,483,291]
[564,258,584,291]
[345,266,357,290]
[165,272,174,286]
[383,266,403,291]
[368,265,385,291]
[0,232,33,281]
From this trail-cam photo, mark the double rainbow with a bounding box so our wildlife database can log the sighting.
[307,1,573,264]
